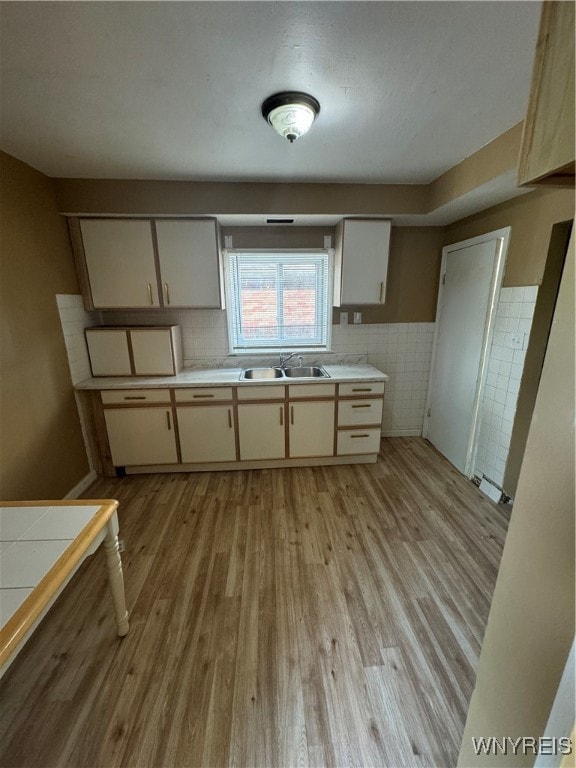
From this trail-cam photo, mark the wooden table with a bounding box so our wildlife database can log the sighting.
[0,499,129,677]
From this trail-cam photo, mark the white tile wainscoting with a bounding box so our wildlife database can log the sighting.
[473,285,538,490]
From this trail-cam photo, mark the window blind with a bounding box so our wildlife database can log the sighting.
[226,251,331,352]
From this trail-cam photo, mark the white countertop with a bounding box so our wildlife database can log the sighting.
[75,363,388,390]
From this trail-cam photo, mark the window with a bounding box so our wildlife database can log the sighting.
[225,250,332,353]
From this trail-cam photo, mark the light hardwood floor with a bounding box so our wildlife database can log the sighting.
[0,438,509,768]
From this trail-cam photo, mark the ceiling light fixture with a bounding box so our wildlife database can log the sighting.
[261,91,320,143]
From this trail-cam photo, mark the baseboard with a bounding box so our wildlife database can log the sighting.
[381,429,423,437]
[64,470,97,499]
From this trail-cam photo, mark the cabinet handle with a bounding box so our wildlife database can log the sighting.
[166,411,172,431]
[164,283,170,305]
[352,387,371,392]
[379,281,384,303]
[228,409,233,429]
[147,283,154,305]
[352,404,371,408]
[280,407,283,426]
[290,406,294,425]
[193,394,214,398]
[124,396,146,400]
[350,434,370,438]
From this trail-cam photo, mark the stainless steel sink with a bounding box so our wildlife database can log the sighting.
[282,366,329,378]
[239,365,329,380]
[239,367,284,380]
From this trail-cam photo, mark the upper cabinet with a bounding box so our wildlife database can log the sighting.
[79,219,159,308]
[71,217,224,310]
[333,219,391,306]
[155,220,222,308]
[517,1,575,187]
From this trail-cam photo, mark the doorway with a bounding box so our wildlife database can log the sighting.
[423,228,510,476]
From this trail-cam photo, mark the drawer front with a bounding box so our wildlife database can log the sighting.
[288,383,335,399]
[101,389,171,405]
[339,381,385,397]
[338,399,383,426]
[174,387,233,402]
[237,385,285,401]
[337,428,381,455]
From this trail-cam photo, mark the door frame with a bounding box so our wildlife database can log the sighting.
[423,227,511,477]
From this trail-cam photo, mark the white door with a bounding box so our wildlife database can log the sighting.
[425,230,508,475]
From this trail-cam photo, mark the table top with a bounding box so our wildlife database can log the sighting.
[0,499,119,670]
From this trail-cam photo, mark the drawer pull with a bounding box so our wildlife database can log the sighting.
[352,387,371,392]
[124,396,147,400]
[164,283,171,305]
[228,409,233,429]
[352,404,371,408]
[147,283,154,305]
[280,407,284,426]
[350,433,370,439]
[193,394,215,398]
[166,411,172,431]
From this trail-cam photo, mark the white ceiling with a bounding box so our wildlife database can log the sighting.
[0,1,541,186]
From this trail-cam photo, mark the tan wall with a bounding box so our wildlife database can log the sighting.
[55,179,428,217]
[224,225,445,324]
[0,152,89,499]
[457,229,575,767]
[429,123,524,211]
[335,226,444,323]
[445,187,575,286]
[222,225,334,250]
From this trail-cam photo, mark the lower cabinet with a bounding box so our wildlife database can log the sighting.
[97,382,384,470]
[104,407,178,466]
[289,401,334,457]
[177,405,236,463]
[238,403,285,460]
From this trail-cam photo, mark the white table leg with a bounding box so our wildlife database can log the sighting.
[103,514,129,637]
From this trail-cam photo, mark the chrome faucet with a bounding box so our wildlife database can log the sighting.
[278,352,303,369]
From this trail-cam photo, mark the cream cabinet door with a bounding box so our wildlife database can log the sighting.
[130,330,175,375]
[336,219,391,305]
[80,219,159,308]
[289,401,335,458]
[177,406,236,463]
[238,404,285,460]
[155,220,222,308]
[104,407,177,465]
[86,329,131,376]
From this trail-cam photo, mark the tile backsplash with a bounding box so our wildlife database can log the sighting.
[103,307,435,437]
